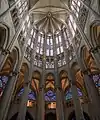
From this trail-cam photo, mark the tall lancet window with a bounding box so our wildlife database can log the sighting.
[15,0,28,18]
[69,0,81,37]
[46,34,53,56]
[36,33,44,55]
[55,34,64,55]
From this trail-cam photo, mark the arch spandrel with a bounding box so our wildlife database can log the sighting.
[82,46,100,73]
[14,63,29,95]
[31,71,41,92]
[0,48,19,76]
[90,21,100,46]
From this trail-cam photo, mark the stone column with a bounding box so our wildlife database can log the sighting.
[55,85,64,120]
[66,62,84,120]
[17,72,30,120]
[37,34,46,120]
[37,85,45,120]
[70,73,85,120]
[0,25,32,120]
[65,23,100,119]
[61,29,84,120]
[17,30,39,120]
[77,58,100,107]
[0,70,18,120]
[81,69,100,119]
[53,34,64,120]
[54,61,64,120]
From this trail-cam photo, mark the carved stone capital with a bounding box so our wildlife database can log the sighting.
[2,49,10,55]
[89,46,100,54]
[82,68,90,75]
[55,85,62,91]
[24,81,30,86]
[11,70,19,76]
[39,85,45,91]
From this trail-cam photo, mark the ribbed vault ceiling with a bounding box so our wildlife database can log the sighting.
[29,0,69,33]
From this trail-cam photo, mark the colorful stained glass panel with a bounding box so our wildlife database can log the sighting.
[0,76,8,98]
[18,88,36,100]
[45,90,56,102]
[65,88,82,100]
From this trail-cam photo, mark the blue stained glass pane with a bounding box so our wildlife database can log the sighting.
[90,74,100,94]
[18,88,36,100]
[66,89,72,100]
[77,88,82,96]
[45,95,50,101]
[18,88,24,96]
[47,90,54,96]
[66,88,82,100]
[45,90,56,101]
[28,91,36,100]
[0,76,8,98]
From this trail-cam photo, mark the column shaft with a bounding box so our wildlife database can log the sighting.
[0,72,18,120]
[17,74,29,120]
[61,30,84,120]
[17,30,39,120]
[56,88,64,120]
[37,88,45,120]
[71,84,84,120]
[53,35,64,120]
[69,70,84,120]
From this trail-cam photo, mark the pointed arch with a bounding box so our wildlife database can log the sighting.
[90,20,100,47]
[0,23,9,50]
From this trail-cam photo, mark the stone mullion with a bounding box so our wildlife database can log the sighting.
[67,24,100,119]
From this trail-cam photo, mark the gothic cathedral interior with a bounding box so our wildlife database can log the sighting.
[0,0,100,120]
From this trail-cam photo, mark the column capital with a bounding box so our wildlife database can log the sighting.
[89,46,100,53]
[1,48,10,55]
[39,85,45,91]
[55,85,62,91]
[24,81,30,86]
[82,68,91,75]
[10,70,19,76]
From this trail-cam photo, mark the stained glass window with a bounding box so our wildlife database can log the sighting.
[28,91,36,100]
[0,76,8,98]
[45,90,56,102]
[90,74,100,94]
[65,88,82,100]
[18,88,36,100]
[69,0,81,37]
